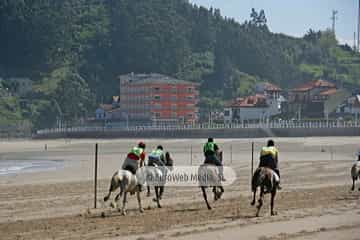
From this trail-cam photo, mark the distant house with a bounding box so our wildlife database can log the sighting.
[7,77,32,96]
[224,94,282,123]
[289,79,337,118]
[336,95,360,115]
[224,82,284,123]
[95,104,113,120]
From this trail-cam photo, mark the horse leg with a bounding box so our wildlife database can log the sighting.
[351,178,355,191]
[147,185,151,197]
[104,189,112,202]
[256,187,264,217]
[201,187,211,210]
[104,176,117,202]
[154,186,162,208]
[114,182,124,203]
[121,192,128,215]
[251,187,257,206]
[218,185,224,199]
[270,189,277,216]
[159,186,164,200]
[137,190,144,213]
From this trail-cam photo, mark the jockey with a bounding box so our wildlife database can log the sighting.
[148,145,166,167]
[259,139,281,190]
[122,141,146,175]
[203,138,225,181]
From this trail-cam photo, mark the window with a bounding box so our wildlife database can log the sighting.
[171,95,177,101]
[224,110,230,117]
[172,86,177,93]
[187,87,193,93]
[154,87,160,92]
[171,104,177,110]
[171,112,177,118]
[154,95,161,100]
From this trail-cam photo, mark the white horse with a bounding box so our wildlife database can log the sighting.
[146,152,174,208]
[351,161,360,191]
[199,151,224,210]
[103,169,143,215]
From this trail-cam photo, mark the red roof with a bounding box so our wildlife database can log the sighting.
[227,94,268,108]
[292,79,336,92]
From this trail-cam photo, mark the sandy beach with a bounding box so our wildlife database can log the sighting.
[0,137,359,239]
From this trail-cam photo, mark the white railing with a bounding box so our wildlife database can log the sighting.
[36,120,360,135]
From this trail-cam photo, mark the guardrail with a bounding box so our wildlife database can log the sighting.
[36,120,360,135]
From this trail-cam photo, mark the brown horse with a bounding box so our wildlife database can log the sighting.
[199,151,224,210]
[251,167,277,217]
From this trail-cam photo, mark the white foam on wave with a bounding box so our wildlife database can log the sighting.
[0,160,64,176]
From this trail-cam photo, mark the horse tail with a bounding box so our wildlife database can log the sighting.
[109,171,122,192]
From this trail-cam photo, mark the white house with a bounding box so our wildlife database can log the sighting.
[336,95,360,115]
[224,82,284,124]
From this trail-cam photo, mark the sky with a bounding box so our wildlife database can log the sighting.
[190,0,358,46]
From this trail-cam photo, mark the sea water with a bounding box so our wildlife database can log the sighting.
[0,160,64,176]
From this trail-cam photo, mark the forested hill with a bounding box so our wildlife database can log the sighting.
[1,0,360,129]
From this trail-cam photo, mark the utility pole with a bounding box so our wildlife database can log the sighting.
[354,32,357,51]
[358,0,360,51]
[331,10,338,34]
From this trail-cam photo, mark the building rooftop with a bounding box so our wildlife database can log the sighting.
[319,88,338,96]
[262,82,282,91]
[119,73,199,85]
[292,79,336,92]
[226,94,268,108]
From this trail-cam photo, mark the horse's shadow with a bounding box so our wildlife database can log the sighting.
[173,207,202,213]
[224,214,257,221]
[87,208,142,219]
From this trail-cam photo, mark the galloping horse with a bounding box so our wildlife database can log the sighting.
[199,151,224,210]
[251,167,278,217]
[146,152,174,208]
[351,161,360,191]
[103,169,144,215]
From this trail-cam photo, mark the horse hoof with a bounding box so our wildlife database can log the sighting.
[139,208,144,213]
[251,201,255,206]
[122,211,127,216]
[110,202,117,208]
[152,198,157,202]
[146,192,151,197]
[271,211,277,216]
[157,205,162,208]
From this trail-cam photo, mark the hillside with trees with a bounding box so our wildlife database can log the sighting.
[0,0,359,131]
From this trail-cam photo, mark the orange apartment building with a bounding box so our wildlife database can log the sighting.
[119,73,199,124]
